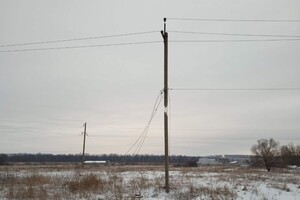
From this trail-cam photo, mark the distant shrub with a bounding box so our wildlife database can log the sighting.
[0,154,7,165]
[280,143,300,166]
[185,160,198,167]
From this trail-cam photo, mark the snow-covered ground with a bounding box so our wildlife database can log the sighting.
[0,165,299,199]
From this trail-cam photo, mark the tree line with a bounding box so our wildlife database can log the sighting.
[1,138,298,170]
[0,153,199,166]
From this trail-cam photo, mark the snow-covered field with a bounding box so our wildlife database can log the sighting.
[0,165,299,199]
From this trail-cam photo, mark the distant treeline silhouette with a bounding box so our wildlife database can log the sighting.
[0,153,199,166]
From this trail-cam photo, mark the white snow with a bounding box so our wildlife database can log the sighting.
[0,165,299,199]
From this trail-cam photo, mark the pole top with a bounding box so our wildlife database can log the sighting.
[163,18,167,34]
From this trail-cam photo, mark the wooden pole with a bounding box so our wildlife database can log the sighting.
[161,17,169,193]
[82,122,87,167]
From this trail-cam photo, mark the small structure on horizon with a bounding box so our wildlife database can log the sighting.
[197,155,250,166]
[197,157,222,166]
[84,160,109,165]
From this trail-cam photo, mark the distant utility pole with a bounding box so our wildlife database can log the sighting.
[161,18,169,193]
[81,122,87,167]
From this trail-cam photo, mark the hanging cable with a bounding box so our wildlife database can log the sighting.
[127,91,163,155]
[133,92,163,155]
[124,90,163,155]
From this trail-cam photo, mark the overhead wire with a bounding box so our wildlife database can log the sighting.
[133,91,163,155]
[169,38,300,43]
[169,88,300,91]
[125,90,163,155]
[0,30,160,48]
[169,30,300,38]
[167,17,300,23]
[2,38,299,53]
[0,41,162,53]
[128,91,162,155]
[2,30,300,53]
[2,24,300,154]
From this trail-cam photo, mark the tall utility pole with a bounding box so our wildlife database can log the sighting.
[81,122,87,167]
[161,18,169,193]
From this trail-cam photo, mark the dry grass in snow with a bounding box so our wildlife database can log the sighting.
[0,165,299,199]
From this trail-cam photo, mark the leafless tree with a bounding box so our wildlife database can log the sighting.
[251,138,280,171]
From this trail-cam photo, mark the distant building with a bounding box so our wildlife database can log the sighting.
[224,155,250,166]
[197,157,222,166]
[84,160,109,165]
[197,155,250,166]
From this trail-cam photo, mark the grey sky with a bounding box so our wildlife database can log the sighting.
[1,0,300,156]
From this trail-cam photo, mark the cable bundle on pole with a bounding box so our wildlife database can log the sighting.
[124,90,163,155]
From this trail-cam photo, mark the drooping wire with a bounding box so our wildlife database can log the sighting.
[0,30,160,48]
[128,90,163,155]
[124,90,164,155]
[132,91,163,155]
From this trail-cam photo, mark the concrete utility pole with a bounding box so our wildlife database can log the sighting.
[81,122,87,167]
[161,18,169,193]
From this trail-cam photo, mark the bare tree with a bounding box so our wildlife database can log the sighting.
[251,138,280,171]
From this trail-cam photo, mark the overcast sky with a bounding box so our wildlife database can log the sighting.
[1,0,300,156]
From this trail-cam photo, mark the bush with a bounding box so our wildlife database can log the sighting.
[0,154,7,165]
[185,160,198,167]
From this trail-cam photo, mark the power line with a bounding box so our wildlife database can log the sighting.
[169,38,300,43]
[169,88,300,91]
[169,30,300,38]
[127,91,162,155]
[158,128,300,132]
[0,30,160,48]
[167,17,300,23]
[133,91,163,155]
[0,41,162,53]
[125,90,163,155]
[2,38,299,53]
